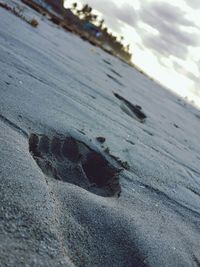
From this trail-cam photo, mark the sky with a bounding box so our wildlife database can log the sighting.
[64,0,200,107]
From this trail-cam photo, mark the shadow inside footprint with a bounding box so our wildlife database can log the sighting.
[113,92,146,123]
[29,133,121,197]
[82,151,118,187]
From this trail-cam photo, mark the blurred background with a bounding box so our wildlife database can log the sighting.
[22,0,200,107]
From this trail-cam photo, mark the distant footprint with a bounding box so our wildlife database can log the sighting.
[109,68,122,78]
[103,59,112,65]
[113,92,146,123]
[29,134,121,197]
[106,74,124,86]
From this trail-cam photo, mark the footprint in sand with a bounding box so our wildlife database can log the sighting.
[106,74,124,86]
[29,133,121,197]
[113,92,147,123]
[109,68,122,78]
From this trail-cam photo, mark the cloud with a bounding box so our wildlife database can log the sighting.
[173,62,200,84]
[195,60,200,73]
[143,34,189,59]
[103,16,124,34]
[173,61,187,73]
[139,2,200,59]
[186,72,200,84]
[80,0,116,16]
[78,0,200,96]
[113,3,138,26]
[143,2,196,27]
[142,22,199,59]
[80,0,200,62]
[184,0,200,9]
[79,0,138,30]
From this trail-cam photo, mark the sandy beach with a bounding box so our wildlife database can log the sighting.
[0,1,200,266]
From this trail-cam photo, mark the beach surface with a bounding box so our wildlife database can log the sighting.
[0,1,200,266]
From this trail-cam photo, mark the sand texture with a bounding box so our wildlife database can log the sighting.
[0,1,200,266]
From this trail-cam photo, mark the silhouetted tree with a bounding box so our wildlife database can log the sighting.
[125,44,130,52]
[103,27,108,33]
[76,4,98,23]
[71,2,77,12]
[99,19,104,29]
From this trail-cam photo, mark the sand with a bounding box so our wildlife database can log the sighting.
[0,1,200,266]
